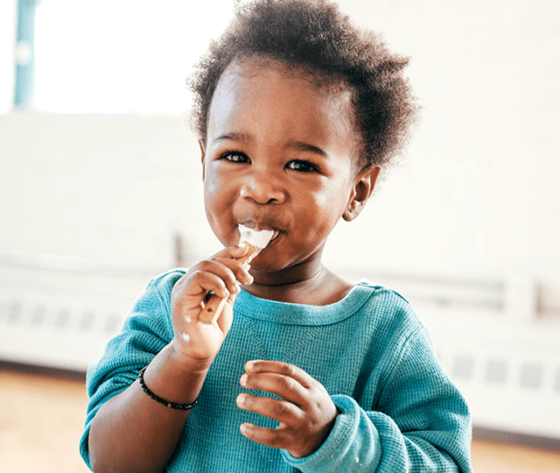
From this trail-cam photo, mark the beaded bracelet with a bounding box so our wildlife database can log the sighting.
[138,366,199,410]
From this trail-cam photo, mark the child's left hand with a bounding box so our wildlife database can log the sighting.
[236,360,339,458]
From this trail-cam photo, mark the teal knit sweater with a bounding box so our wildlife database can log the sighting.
[80,270,472,472]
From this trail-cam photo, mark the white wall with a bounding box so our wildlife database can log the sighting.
[0,113,211,269]
[0,1,559,312]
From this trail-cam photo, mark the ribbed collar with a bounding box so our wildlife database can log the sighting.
[233,281,375,326]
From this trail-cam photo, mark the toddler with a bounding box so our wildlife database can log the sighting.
[80,0,472,471]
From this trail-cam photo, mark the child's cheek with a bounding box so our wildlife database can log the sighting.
[204,168,240,246]
[204,164,226,198]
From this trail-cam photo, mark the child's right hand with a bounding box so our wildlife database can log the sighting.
[169,245,253,366]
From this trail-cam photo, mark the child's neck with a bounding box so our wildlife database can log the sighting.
[243,260,353,306]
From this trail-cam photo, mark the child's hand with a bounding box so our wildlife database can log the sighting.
[170,245,253,364]
[236,360,339,458]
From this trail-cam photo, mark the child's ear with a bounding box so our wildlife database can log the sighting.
[199,139,206,181]
[342,165,381,222]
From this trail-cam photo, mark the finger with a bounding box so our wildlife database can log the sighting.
[209,257,253,286]
[173,246,252,295]
[173,270,232,310]
[195,259,246,295]
[191,255,253,286]
[215,293,235,334]
[203,289,236,327]
[240,372,308,406]
[236,393,302,424]
[244,360,316,389]
[239,422,293,451]
[210,244,252,261]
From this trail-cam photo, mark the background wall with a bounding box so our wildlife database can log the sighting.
[0,113,203,269]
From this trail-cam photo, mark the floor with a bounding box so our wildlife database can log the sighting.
[1,367,560,473]
[0,367,90,473]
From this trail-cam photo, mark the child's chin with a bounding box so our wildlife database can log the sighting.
[247,256,284,273]
[247,260,276,272]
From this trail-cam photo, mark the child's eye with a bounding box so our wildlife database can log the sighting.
[286,160,317,173]
[222,151,250,164]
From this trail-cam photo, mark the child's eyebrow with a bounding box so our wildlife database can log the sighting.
[288,141,327,158]
[212,133,327,158]
[212,132,253,145]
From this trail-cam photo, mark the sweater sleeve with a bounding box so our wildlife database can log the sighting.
[282,328,472,472]
[78,270,182,470]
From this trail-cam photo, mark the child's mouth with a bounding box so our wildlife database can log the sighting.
[238,220,280,242]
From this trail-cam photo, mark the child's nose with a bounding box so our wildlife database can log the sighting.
[239,174,286,205]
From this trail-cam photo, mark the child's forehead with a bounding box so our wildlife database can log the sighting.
[222,56,349,96]
[210,57,357,132]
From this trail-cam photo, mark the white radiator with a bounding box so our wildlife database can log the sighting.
[0,252,154,371]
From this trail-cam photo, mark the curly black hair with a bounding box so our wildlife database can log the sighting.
[188,0,417,168]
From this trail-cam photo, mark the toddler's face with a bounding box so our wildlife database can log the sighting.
[201,59,366,272]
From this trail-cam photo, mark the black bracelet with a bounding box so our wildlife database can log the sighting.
[138,366,199,410]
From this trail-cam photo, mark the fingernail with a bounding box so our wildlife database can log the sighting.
[236,394,246,406]
[241,424,252,435]
[240,374,248,386]
[245,360,254,371]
